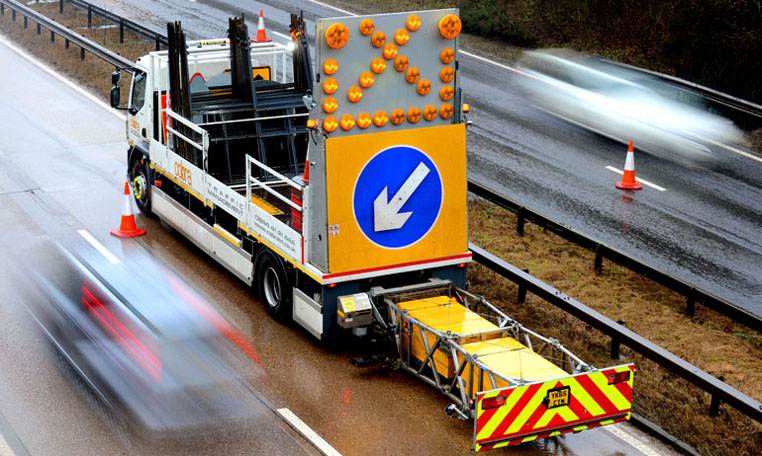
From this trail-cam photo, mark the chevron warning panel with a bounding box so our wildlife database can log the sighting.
[473,364,634,452]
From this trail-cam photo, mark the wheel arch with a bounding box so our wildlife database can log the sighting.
[127,141,151,170]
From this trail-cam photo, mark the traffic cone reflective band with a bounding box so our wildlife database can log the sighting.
[111,181,146,238]
[616,141,642,190]
[254,9,272,43]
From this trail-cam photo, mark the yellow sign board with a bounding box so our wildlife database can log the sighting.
[325,124,467,273]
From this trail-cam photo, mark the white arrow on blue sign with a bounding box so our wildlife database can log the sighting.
[353,146,443,249]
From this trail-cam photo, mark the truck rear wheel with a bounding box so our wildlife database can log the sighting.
[130,159,152,216]
[256,252,292,322]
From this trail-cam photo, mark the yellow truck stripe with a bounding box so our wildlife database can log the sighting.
[589,372,630,411]
[534,402,578,429]
[562,376,606,416]
[476,388,524,440]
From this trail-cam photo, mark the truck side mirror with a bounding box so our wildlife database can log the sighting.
[111,70,122,85]
[110,86,120,108]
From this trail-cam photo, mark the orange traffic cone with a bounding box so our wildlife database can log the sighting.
[111,181,146,238]
[302,158,310,184]
[253,9,272,43]
[616,141,642,190]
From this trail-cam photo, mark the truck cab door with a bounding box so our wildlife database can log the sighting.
[127,70,150,144]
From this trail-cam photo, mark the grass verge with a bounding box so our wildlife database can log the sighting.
[468,198,762,456]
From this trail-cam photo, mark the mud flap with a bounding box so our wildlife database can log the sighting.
[473,364,634,452]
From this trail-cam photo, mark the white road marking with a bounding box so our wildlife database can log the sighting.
[0,433,13,456]
[0,34,125,122]
[77,230,121,264]
[268,28,291,42]
[307,0,357,16]
[605,166,667,192]
[695,134,762,163]
[604,425,664,456]
[277,408,342,456]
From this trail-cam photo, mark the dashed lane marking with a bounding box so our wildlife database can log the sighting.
[77,229,121,264]
[276,408,342,456]
[605,166,667,191]
[696,134,762,163]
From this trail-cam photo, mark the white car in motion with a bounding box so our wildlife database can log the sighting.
[516,50,745,165]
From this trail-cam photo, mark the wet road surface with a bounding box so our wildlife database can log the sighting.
[0,34,677,456]
[88,0,762,315]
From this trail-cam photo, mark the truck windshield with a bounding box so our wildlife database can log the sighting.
[130,71,146,114]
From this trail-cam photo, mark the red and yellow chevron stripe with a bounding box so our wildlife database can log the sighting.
[474,364,634,452]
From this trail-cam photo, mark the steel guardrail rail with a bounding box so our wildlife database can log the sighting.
[0,0,134,71]
[467,179,762,334]
[63,0,168,50]
[469,242,762,424]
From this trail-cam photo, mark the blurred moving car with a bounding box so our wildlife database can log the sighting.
[516,50,746,165]
[24,243,260,440]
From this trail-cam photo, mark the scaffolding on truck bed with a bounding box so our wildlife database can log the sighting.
[161,19,309,190]
[377,281,592,418]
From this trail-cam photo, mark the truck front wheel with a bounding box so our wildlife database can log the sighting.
[256,252,292,322]
[130,159,152,216]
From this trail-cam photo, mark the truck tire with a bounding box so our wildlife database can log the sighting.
[256,252,292,322]
[130,159,152,216]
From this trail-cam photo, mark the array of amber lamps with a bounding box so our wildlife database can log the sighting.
[319,13,462,133]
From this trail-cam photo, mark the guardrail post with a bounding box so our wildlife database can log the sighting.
[1,4,4,16]
[155,34,161,51]
[594,244,604,275]
[59,0,63,14]
[516,207,526,236]
[80,46,85,60]
[710,395,721,416]
[517,271,528,303]
[65,38,69,48]
[50,30,54,42]
[119,18,124,43]
[87,4,91,27]
[686,291,696,318]
[610,337,620,359]
[24,15,27,28]
[37,23,41,35]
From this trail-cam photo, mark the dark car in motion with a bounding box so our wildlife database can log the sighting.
[25,243,260,441]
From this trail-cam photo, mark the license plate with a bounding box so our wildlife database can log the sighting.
[546,386,571,409]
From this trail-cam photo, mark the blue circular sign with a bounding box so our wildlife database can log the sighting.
[353,145,443,249]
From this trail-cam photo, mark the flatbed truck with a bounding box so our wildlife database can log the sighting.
[111,9,634,451]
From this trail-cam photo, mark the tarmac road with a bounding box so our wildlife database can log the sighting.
[88,0,762,315]
[0,35,676,456]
